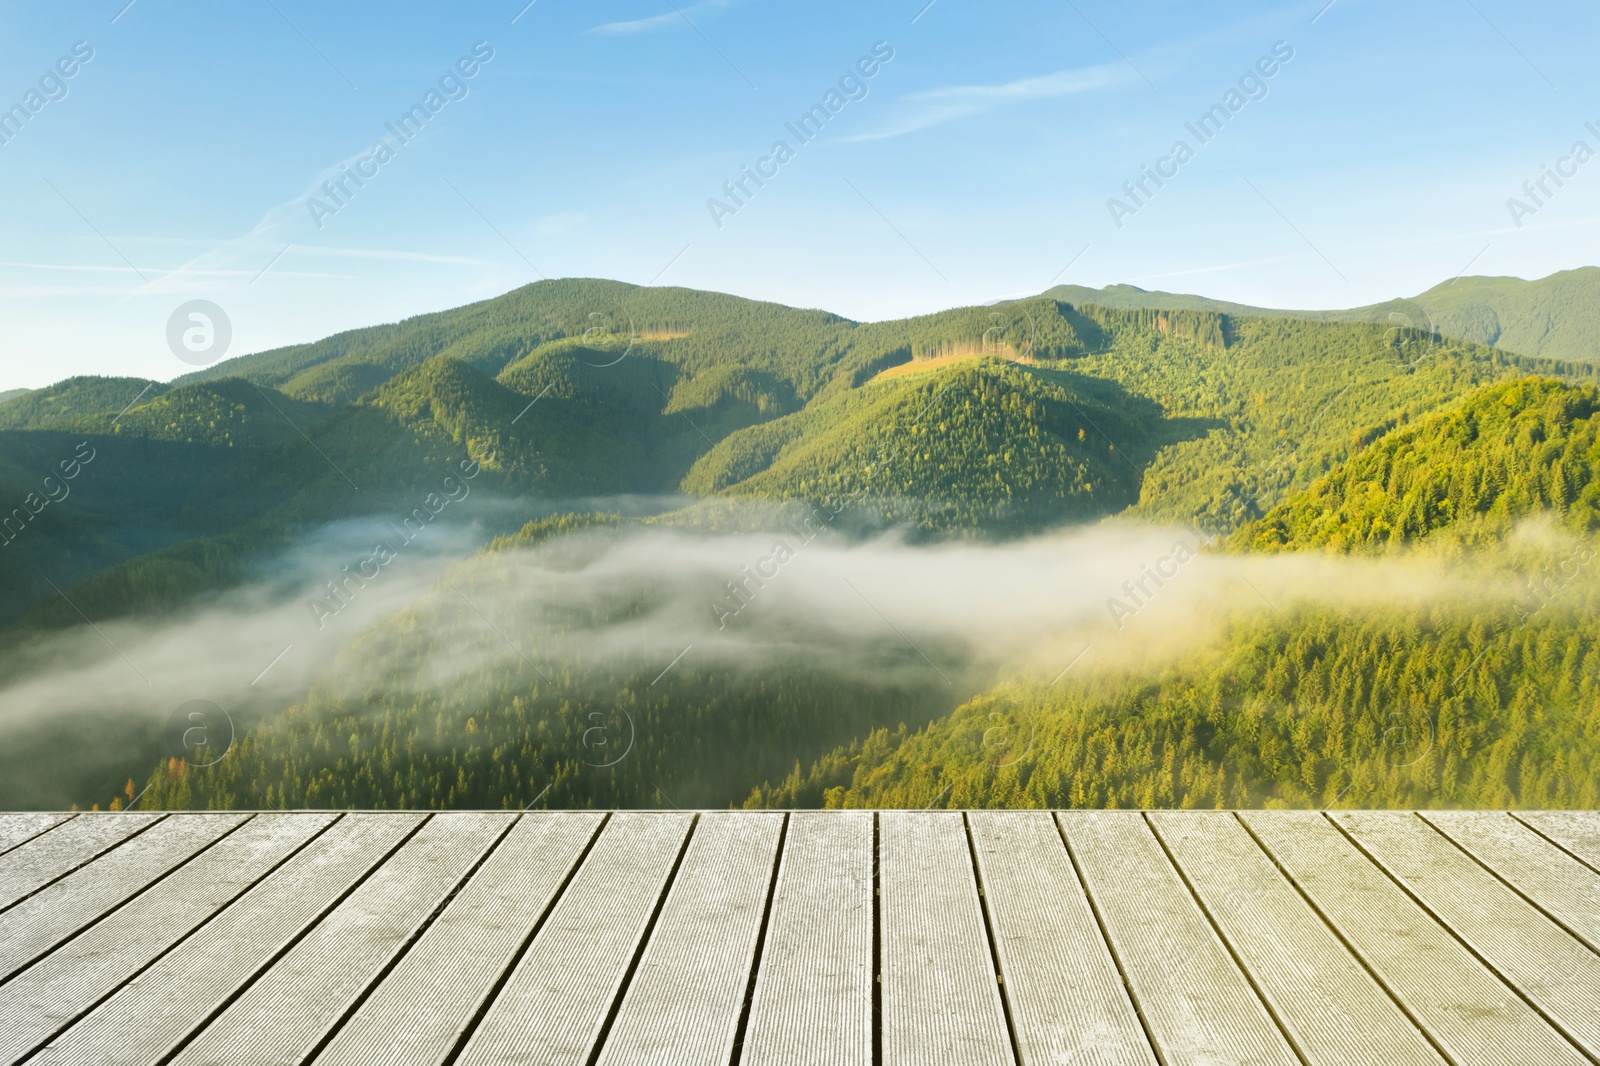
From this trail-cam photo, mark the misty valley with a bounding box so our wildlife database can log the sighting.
[3,274,1600,814]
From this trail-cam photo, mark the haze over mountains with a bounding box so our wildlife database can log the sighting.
[1,268,1598,813]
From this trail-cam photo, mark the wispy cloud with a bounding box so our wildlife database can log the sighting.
[845,62,1129,142]
[0,248,486,274]
[534,211,589,236]
[1119,252,1309,284]
[589,0,736,36]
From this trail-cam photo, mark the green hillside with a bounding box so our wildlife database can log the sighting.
[1043,266,1600,365]
[97,379,335,448]
[2,286,1588,634]
[7,275,1600,813]
[1239,378,1600,553]
[129,379,1600,815]
[744,595,1600,811]
[745,379,1600,812]
[0,376,166,430]
[1040,283,1265,316]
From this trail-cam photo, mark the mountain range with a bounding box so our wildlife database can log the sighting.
[2,268,1599,812]
[1045,265,1600,365]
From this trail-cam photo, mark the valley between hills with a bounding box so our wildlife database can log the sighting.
[2,270,1599,814]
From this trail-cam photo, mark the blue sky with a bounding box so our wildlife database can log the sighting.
[1,0,1596,388]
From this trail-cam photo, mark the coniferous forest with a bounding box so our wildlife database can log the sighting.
[3,275,1600,813]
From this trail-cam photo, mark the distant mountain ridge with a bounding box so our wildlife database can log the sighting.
[0,273,1594,637]
[5,275,1600,814]
[1043,266,1600,365]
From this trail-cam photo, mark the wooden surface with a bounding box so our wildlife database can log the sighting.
[1,809,1597,1065]
[1243,810,1590,1066]
[742,810,873,1066]
[1149,811,1445,1066]
[879,811,1013,1066]
[1062,811,1300,1066]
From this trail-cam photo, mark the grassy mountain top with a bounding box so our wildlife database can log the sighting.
[1396,268,1600,363]
[1039,283,1265,316]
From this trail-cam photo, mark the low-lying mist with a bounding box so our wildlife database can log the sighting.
[0,502,1579,810]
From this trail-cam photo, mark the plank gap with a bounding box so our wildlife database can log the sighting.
[4,813,343,1066]
[0,814,168,919]
[1419,813,1600,962]
[961,812,1024,1066]
[582,812,700,1066]
[1510,813,1600,879]
[0,815,76,862]
[1142,813,1315,1066]
[435,811,612,1066]
[293,813,524,1066]
[1051,813,1168,1066]
[0,815,258,990]
[1326,813,1600,1063]
[143,813,434,1066]
[1231,813,1463,1066]
[727,812,789,1066]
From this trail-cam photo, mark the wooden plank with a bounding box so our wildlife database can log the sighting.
[0,812,161,911]
[1058,811,1299,1066]
[597,811,785,1066]
[1424,810,1600,953]
[32,812,424,1066]
[742,810,873,1066]
[0,813,72,856]
[0,812,336,1066]
[1242,811,1587,1066]
[454,811,695,1066]
[168,812,513,1066]
[879,810,1012,1066]
[312,812,605,1066]
[1516,810,1600,870]
[968,810,1155,1066]
[0,813,247,981]
[1149,812,1445,1066]
[1334,811,1600,1057]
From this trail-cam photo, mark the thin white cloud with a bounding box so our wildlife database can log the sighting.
[535,211,590,236]
[845,62,1129,142]
[1119,252,1308,284]
[590,0,736,36]
[0,261,146,274]
[0,248,488,275]
[292,246,495,265]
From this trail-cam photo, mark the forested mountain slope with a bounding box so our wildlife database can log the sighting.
[744,380,1600,812]
[7,276,1600,814]
[1044,266,1600,365]
[133,512,967,812]
[127,380,1600,814]
[5,280,1591,631]
[1239,378,1600,553]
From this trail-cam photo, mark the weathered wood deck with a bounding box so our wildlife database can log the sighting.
[0,809,1596,1065]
